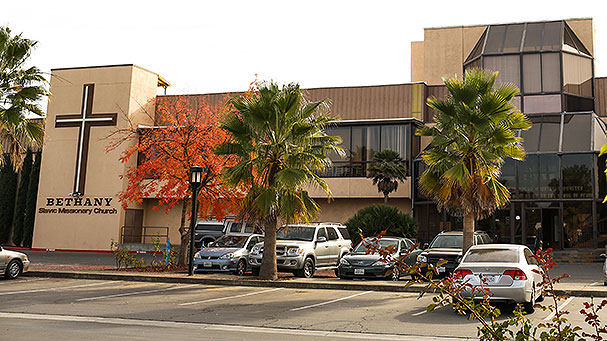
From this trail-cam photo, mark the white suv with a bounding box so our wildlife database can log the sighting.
[248,223,351,278]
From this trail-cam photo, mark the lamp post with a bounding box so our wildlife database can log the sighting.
[188,166,204,276]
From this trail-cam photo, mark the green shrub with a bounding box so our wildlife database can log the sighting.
[23,151,41,247]
[345,204,417,246]
[0,154,18,244]
[12,150,33,246]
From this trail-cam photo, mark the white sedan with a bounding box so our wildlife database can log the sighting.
[602,253,607,286]
[454,244,543,312]
[0,245,30,279]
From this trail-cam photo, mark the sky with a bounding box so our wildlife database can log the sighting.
[1,0,606,102]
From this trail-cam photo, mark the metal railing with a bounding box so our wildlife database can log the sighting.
[120,226,169,245]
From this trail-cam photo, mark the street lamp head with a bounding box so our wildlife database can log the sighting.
[190,166,204,185]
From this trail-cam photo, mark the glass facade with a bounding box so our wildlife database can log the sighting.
[415,20,606,249]
[321,121,420,177]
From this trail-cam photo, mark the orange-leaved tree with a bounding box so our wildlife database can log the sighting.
[111,95,242,265]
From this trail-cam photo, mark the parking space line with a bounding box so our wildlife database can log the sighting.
[290,291,373,311]
[0,281,118,296]
[179,287,284,306]
[543,296,575,321]
[11,278,50,284]
[76,284,199,302]
[412,305,441,316]
[590,282,600,286]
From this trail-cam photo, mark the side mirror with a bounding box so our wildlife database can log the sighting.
[349,247,354,253]
[423,243,429,250]
[601,254,606,258]
[317,236,327,243]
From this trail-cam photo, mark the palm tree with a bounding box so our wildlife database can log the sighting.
[216,81,343,280]
[0,26,46,169]
[367,149,407,204]
[417,69,530,253]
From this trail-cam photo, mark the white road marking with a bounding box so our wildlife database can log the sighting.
[179,287,283,306]
[77,284,199,302]
[290,291,373,311]
[590,282,600,286]
[0,281,118,296]
[0,312,468,340]
[412,305,442,316]
[13,278,49,284]
[544,296,576,321]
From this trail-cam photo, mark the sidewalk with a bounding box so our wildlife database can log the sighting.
[17,249,607,297]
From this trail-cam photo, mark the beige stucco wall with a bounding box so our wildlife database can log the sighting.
[307,177,411,199]
[314,198,412,224]
[33,65,159,250]
[422,25,486,85]
[411,41,425,82]
[142,199,184,245]
[567,18,594,55]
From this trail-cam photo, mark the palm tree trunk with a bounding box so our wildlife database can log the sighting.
[462,213,474,253]
[383,194,388,204]
[259,216,278,280]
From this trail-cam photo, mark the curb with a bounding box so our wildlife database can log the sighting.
[23,270,607,297]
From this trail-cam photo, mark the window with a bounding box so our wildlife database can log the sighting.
[317,227,327,240]
[521,118,540,152]
[337,227,350,239]
[381,125,408,159]
[518,155,538,199]
[562,114,591,151]
[484,25,507,53]
[542,53,561,92]
[563,202,593,248]
[523,54,541,93]
[500,158,516,196]
[229,222,241,233]
[483,55,520,88]
[463,248,519,263]
[538,154,560,199]
[327,227,339,240]
[561,154,593,199]
[539,115,561,152]
[523,23,543,51]
[563,53,593,97]
[541,22,562,50]
[524,95,561,114]
[524,248,538,265]
[503,24,524,52]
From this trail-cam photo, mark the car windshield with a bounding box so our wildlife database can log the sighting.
[276,226,316,241]
[463,249,519,263]
[354,240,399,254]
[209,235,248,248]
[430,235,462,248]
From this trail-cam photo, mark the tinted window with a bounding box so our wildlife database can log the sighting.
[244,223,256,233]
[354,239,399,254]
[562,114,591,151]
[317,227,327,240]
[196,223,223,232]
[327,227,339,240]
[277,226,316,241]
[429,234,462,248]
[518,155,538,199]
[229,222,241,233]
[562,154,593,199]
[338,227,351,239]
[463,249,519,263]
[484,25,506,53]
[538,154,560,199]
[210,235,248,248]
[539,115,561,153]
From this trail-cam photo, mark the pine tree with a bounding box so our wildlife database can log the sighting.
[23,151,41,247]
[12,150,33,246]
[0,154,18,243]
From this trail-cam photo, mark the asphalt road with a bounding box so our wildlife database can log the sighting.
[1,278,604,340]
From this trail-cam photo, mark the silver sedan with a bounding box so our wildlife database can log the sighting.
[454,244,543,312]
[0,245,30,279]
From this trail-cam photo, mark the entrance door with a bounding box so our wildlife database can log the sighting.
[524,207,560,250]
[124,209,144,243]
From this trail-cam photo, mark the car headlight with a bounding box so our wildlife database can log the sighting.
[219,253,234,259]
[417,255,427,263]
[251,245,261,255]
[286,247,303,257]
[372,260,388,267]
[340,258,351,266]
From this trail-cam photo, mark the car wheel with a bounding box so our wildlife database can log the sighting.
[295,257,315,278]
[390,266,400,281]
[523,284,536,314]
[234,259,247,276]
[5,260,22,279]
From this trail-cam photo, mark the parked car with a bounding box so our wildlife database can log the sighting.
[194,219,261,248]
[337,236,422,281]
[0,245,30,279]
[248,223,351,278]
[416,230,493,277]
[193,234,264,275]
[454,244,544,312]
[602,253,607,286]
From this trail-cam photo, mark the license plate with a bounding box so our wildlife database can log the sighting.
[437,266,446,273]
[354,268,365,275]
[482,275,498,284]
[203,261,212,267]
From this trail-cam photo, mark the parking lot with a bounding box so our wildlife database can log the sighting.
[1,277,603,340]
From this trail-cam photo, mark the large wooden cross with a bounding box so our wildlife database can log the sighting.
[55,84,117,196]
